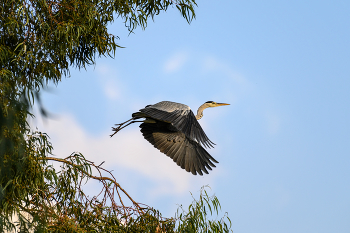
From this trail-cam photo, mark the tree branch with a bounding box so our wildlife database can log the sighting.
[42,156,144,212]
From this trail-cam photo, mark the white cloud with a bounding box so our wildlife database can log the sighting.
[96,63,112,75]
[95,63,123,101]
[163,51,189,73]
[265,111,281,135]
[202,56,249,88]
[274,186,291,211]
[104,79,120,100]
[31,114,216,199]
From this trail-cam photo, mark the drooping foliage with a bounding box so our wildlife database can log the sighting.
[176,187,232,232]
[0,0,232,232]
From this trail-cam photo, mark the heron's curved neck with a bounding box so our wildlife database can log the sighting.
[196,103,209,120]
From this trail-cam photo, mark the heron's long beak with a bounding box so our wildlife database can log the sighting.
[216,103,230,106]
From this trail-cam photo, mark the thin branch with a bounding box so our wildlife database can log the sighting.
[42,156,144,212]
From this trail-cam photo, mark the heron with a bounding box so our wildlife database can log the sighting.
[110,101,229,175]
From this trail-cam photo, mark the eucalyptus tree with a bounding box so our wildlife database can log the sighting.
[0,0,232,232]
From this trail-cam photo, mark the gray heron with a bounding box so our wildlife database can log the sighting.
[110,101,229,175]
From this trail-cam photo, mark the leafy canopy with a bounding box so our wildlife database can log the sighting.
[0,0,232,232]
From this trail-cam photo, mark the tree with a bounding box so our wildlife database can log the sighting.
[0,0,232,232]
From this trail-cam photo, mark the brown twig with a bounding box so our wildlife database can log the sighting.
[42,156,144,213]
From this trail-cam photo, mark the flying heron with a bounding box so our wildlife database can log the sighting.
[110,101,229,175]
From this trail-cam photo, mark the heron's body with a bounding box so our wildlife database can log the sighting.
[111,101,229,175]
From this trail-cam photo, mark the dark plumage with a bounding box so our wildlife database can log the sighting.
[140,121,217,175]
[137,101,215,148]
[110,101,229,175]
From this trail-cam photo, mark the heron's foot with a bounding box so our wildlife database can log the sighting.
[110,118,143,138]
[110,126,122,137]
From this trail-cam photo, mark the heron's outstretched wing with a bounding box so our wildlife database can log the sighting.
[139,101,215,148]
[140,122,218,175]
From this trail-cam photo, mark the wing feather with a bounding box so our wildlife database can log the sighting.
[139,121,218,175]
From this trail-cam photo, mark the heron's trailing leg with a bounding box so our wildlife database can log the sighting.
[110,118,137,137]
[110,118,156,137]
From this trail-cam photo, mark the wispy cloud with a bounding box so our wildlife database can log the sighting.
[96,64,123,101]
[202,56,250,88]
[265,111,281,135]
[163,51,189,73]
[104,79,120,100]
[199,55,282,136]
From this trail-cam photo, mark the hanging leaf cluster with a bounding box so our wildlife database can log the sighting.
[1,0,197,93]
[1,0,232,232]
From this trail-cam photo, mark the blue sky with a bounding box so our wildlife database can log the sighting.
[31,0,350,232]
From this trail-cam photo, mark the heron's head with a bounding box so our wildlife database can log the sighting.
[205,101,230,108]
